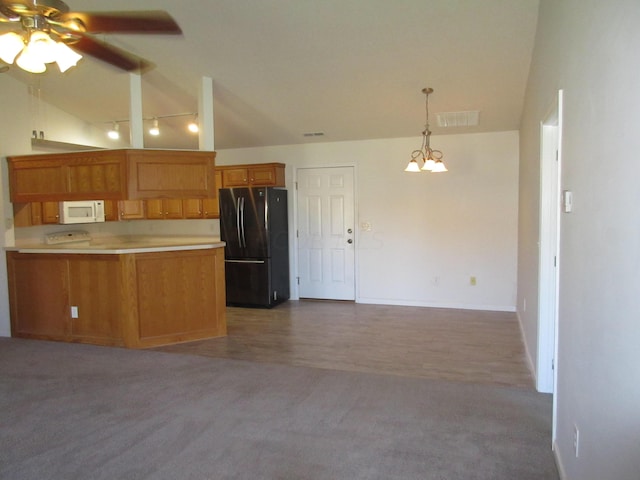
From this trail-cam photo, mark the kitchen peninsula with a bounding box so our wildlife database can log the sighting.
[6,237,227,349]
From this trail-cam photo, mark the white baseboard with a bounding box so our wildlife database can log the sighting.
[355,297,516,312]
[517,310,538,388]
[553,440,568,480]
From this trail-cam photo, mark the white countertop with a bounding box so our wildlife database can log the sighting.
[8,236,225,255]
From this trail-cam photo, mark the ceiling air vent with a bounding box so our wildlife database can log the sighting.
[303,132,325,137]
[436,111,480,128]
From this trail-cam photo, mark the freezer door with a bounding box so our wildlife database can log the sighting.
[224,259,271,307]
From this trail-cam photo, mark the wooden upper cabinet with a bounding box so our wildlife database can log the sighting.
[7,149,216,203]
[221,167,249,186]
[118,200,146,220]
[127,150,216,199]
[219,163,285,188]
[146,199,184,219]
[8,151,127,202]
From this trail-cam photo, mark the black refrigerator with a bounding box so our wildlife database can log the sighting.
[219,187,290,308]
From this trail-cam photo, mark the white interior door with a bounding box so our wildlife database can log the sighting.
[297,167,355,300]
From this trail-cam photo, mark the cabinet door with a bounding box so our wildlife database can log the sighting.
[249,166,279,186]
[8,162,67,202]
[183,199,203,219]
[67,159,125,198]
[145,199,164,219]
[41,201,60,224]
[7,253,70,338]
[164,199,184,219]
[202,198,219,218]
[103,200,118,221]
[222,167,249,187]
[118,200,145,220]
[127,150,216,199]
[198,170,222,218]
[68,257,123,342]
[13,203,32,227]
[146,199,183,219]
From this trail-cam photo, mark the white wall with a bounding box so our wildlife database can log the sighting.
[217,131,519,311]
[518,1,640,479]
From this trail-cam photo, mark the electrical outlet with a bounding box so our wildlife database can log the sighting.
[573,424,580,457]
[71,306,79,319]
[470,276,477,286]
[523,298,527,312]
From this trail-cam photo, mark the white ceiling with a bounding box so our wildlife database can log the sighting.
[2,0,540,150]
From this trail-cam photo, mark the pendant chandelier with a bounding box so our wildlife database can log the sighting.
[405,87,448,173]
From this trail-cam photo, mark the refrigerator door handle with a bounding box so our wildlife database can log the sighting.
[240,197,247,248]
[225,259,266,264]
[236,197,241,248]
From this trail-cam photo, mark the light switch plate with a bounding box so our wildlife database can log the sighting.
[562,190,573,213]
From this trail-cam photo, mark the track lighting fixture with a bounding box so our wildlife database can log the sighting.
[149,117,160,136]
[103,112,201,140]
[187,115,199,133]
[107,122,120,140]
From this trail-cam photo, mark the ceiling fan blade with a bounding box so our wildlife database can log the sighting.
[69,34,154,72]
[55,10,181,34]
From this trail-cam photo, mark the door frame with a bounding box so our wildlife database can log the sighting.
[292,164,358,301]
[538,89,563,443]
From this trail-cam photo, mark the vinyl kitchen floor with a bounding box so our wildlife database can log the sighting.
[153,299,534,389]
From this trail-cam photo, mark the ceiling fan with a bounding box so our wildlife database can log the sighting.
[0,0,181,73]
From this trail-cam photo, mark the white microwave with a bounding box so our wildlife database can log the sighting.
[59,200,106,224]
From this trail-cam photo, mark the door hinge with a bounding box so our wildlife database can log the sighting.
[295,181,298,190]
[297,276,300,285]
[554,256,557,267]
[552,358,555,371]
[296,230,299,238]
[555,150,559,161]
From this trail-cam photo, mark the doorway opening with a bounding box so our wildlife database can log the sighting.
[538,89,563,443]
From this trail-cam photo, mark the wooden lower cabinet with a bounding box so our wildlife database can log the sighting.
[7,255,69,338]
[6,248,227,348]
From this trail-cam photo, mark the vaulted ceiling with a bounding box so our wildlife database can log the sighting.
[2,0,539,150]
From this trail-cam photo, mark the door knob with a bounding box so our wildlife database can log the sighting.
[347,239,353,244]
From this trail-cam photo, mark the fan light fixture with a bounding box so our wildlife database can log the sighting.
[405,87,448,173]
[0,29,82,74]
